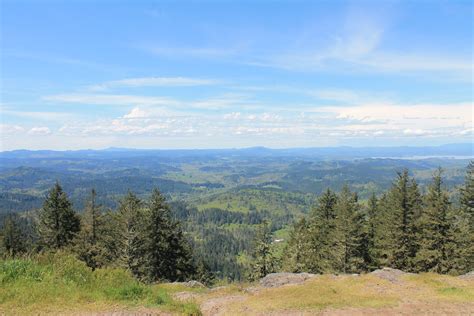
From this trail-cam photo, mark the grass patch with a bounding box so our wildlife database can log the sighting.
[404,273,474,302]
[226,275,400,313]
[0,253,201,315]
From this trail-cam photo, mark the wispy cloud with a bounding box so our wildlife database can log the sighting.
[246,8,471,77]
[144,45,241,59]
[90,77,221,91]
[3,110,72,121]
[43,93,178,107]
[0,124,25,135]
[4,50,121,72]
[43,92,254,111]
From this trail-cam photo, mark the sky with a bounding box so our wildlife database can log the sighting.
[0,0,473,150]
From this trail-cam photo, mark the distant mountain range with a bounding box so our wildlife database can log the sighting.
[1,143,472,160]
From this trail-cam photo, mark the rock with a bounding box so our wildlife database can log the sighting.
[259,272,317,288]
[369,267,412,283]
[459,271,474,280]
[173,280,206,288]
[185,280,206,288]
[209,286,228,292]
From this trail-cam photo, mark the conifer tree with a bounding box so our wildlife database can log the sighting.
[415,169,451,273]
[370,193,396,268]
[37,182,80,249]
[449,162,474,273]
[282,217,310,272]
[74,189,107,270]
[446,210,473,274]
[460,161,474,230]
[1,214,27,257]
[116,191,147,279]
[250,220,277,280]
[333,186,367,273]
[366,193,379,269]
[388,170,421,271]
[306,188,338,273]
[145,189,194,282]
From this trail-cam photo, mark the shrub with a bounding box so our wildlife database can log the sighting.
[0,259,49,283]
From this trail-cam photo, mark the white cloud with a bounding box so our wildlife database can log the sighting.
[123,107,148,119]
[403,128,430,136]
[43,92,253,111]
[145,45,240,59]
[321,102,472,129]
[355,53,472,73]
[190,93,252,110]
[223,112,241,120]
[43,93,177,107]
[90,77,219,91]
[310,89,362,103]
[0,124,25,135]
[28,127,51,135]
[3,110,72,121]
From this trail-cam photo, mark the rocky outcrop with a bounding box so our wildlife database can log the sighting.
[369,267,412,283]
[259,272,317,288]
[173,280,206,288]
[459,271,474,280]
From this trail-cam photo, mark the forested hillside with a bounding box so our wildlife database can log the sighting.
[1,160,473,281]
[0,147,470,214]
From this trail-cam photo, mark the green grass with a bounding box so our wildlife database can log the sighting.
[0,253,201,315]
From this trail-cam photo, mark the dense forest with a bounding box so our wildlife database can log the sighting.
[1,161,473,283]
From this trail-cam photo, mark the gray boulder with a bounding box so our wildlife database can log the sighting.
[259,272,317,288]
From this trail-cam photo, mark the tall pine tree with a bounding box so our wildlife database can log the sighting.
[250,220,277,280]
[415,169,451,273]
[116,191,147,279]
[388,170,422,271]
[307,189,338,273]
[37,182,80,250]
[366,193,379,270]
[460,161,474,230]
[74,189,107,270]
[282,217,311,272]
[333,186,367,273]
[145,189,194,282]
[370,193,396,268]
[449,162,474,273]
[1,214,27,257]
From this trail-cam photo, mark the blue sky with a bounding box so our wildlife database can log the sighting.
[1,0,472,150]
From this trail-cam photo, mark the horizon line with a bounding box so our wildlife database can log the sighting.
[1,142,472,154]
